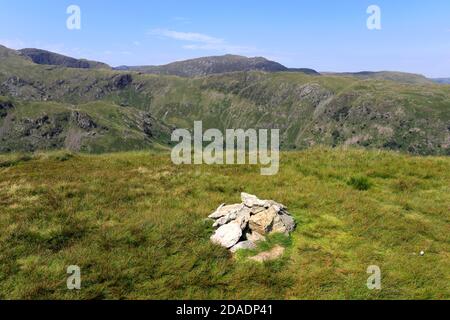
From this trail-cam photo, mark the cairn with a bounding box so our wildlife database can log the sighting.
[209,193,296,253]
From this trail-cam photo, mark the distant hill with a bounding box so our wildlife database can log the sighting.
[0,44,449,155]
[0,45,24,58]
[432,78,450,84]
[286,68,320,75]
[115,54,319,77]
[325,71,434,85]
[18,48,111,69]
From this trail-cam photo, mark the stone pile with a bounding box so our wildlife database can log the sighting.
[209,193,296,252]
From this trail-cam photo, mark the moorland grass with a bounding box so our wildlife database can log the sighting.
[0,147,448,299]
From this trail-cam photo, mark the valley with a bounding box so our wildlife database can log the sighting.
[0,44,449,156]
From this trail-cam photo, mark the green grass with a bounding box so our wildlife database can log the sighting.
[0,147,449,300]
[347,176,372,191]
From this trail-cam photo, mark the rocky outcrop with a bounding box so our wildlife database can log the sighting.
[209,193,296,253]
[71,111,98,130]
[0,100,14,118]
[111,74,133,90]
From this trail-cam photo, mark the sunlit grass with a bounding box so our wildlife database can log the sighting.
[0,147,448,299]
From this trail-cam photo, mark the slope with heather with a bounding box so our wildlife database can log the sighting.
[0,44,449,155]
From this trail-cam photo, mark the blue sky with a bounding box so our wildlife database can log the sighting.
[0,0,449,77]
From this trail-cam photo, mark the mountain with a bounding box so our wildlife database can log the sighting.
[325,71,434,85]
[0,45,449,155]
[115,54,316,77]
[0,46,171,152]
[18,48,111,69]
[432,78,450,84]
[287,68,320,75]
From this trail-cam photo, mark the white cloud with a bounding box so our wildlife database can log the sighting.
[182,43,256,54]
[149,28,258,55]
[150,28,224,44]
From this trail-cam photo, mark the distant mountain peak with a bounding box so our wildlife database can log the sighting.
[114,54,320,77]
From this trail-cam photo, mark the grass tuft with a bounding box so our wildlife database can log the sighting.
[347,176,372,191]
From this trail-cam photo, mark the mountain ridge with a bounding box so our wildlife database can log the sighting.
[4,44,443,82]
[322,71,435,85]
[114,54,320,77]
[433,78,450,85]
[0,44,449,155]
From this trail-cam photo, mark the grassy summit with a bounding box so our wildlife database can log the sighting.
[0,148,448,299]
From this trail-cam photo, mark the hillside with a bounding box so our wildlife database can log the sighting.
[0,45,449,155]
[324,71,435,85]
[0,96,172,153]
[115,54,292,76]
[18,48,111,69]
[116,54,321,77]
[0,148,448,299]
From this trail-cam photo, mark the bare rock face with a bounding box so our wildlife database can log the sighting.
[209,193,296,254]
[0,100,14,118]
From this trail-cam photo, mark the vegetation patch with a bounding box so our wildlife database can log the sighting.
[0,148,448,299]
[347,176,372,191]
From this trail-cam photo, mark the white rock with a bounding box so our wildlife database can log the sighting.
[209,193,296,251]
[248,206,278,235]
[213,213,233,228]
[241,193,267,208]
[264,200,287,211]
[235,206,251,230]
[246,232,266,243]
[250,206,266,215]
[230,240,257,253]
[209,204,243,219]
[278,212,296,233]
[210,222,242,248]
